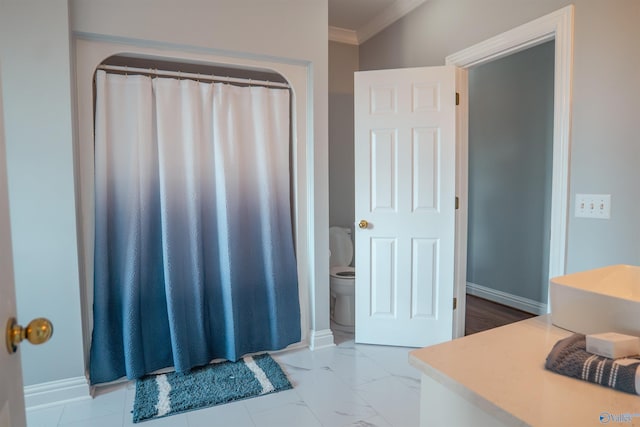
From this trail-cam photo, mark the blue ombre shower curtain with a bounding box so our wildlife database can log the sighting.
[90,70,301,384]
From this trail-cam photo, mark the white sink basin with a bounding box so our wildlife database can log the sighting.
[550,264,640,336]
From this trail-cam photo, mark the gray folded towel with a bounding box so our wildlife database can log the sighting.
[545,333,640,395]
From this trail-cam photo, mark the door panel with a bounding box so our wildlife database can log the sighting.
[370,130,397,212]
[412,127,439,211]
[370,238,396,317]
[411,238,437,319]
[355,66,456,347]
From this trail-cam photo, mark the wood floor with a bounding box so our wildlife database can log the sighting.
[465,294,535,336]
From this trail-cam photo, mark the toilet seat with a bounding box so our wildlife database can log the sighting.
[330,266,355,280]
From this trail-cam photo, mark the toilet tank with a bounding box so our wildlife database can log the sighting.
[329,226,353,267]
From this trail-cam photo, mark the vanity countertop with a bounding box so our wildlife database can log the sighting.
[409,315,640,426]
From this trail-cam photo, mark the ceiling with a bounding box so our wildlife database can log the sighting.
[328,0,427,45]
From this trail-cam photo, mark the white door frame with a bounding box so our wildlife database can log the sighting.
[0,62,27,427]
[446,5,574,338]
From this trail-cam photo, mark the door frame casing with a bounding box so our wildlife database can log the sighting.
[446,5,574,338]
[0,61,28,427]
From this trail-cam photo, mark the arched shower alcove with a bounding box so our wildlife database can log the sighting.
[74,36,322,386]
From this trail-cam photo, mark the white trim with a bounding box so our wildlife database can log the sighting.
[466,282,548,316]
[309,329,335,350]
[356,0,427,45]
[446,5,573,338]
[446,6,571,67]
[452,67,469,339]
[329,26,359,45]
[328,0,427,45]
[24,377,90,410]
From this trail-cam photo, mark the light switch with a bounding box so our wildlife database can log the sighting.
[575,194,610,219]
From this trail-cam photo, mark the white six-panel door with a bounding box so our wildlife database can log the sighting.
[354,66,456,347]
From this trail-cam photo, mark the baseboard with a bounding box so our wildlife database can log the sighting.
[24,376,91,410]
[466,282,548,315]
[309,329,335,350]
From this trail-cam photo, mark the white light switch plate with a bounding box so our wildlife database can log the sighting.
[575,193,611,219]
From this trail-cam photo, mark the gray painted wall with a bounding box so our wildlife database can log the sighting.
[0,0,85,386]
[360,0,640,274]
[466,41,554,303]
[329,42,358,230]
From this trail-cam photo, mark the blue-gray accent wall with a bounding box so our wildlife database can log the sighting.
[466,41,554,303]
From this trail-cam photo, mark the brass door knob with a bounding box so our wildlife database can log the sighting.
[358,220,369,229]
[6,317,53,354]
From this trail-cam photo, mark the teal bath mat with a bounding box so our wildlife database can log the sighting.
[132,354,292,423]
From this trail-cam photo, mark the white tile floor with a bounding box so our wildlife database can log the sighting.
[26,330,421,427]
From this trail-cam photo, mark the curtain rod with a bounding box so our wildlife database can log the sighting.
[96,64,290,89]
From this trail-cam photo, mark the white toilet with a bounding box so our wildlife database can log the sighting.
[329,226,356,327]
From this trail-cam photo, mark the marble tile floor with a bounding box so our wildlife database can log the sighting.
[26,329,421,427]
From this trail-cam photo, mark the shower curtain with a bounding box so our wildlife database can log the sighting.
[90,70,300,385]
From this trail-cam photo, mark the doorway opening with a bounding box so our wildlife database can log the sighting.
[464,40,554,335]
[448,5,574,338]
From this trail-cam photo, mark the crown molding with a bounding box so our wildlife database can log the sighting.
[329,26,359,45]
[328,0,427,46]
[357,0,427,44]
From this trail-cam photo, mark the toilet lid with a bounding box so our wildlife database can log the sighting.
[329,227,353,267]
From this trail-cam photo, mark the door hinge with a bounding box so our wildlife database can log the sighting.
[455,196,459,210]
[453,297,458,310]
[455,92,460,106]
